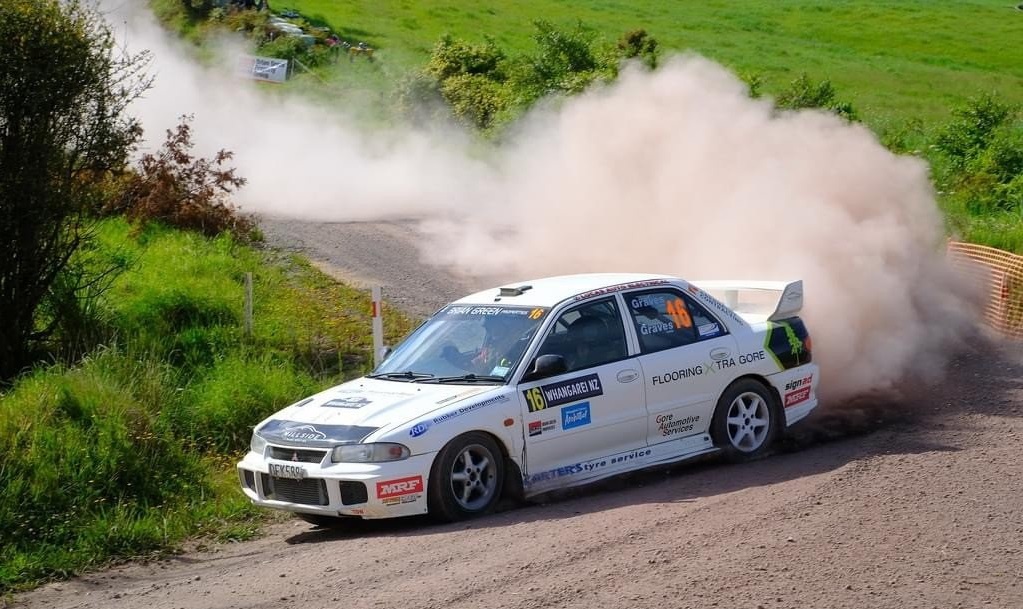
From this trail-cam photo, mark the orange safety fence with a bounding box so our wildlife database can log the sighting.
[947,241,1023,339]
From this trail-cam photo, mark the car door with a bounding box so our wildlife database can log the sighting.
[622,287,738,448]
[517,297,647,484]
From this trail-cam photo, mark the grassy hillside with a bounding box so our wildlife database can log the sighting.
[0,219,414,591]
[268,0,1022,128]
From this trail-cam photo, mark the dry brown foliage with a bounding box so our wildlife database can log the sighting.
[110,116,255,239]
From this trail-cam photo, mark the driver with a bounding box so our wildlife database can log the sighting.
[471,315,527,374]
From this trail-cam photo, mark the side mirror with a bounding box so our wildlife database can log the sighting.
[522,354,567,382]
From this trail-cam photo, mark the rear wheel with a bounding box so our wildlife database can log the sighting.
[711,378,779,462]
[428,432,505,522]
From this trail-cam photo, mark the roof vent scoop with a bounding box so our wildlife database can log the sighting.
[498,285,533,297]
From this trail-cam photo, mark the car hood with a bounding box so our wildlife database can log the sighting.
[255,377,496,446]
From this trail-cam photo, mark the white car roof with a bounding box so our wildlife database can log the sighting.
[453,273,676,308]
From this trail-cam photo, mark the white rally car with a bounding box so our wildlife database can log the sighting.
[238,274,819,524]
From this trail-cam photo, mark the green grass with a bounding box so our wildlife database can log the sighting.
[0,218,414,592]
[266,0,1023,129]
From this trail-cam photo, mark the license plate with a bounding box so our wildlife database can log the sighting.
[268,462,306,480]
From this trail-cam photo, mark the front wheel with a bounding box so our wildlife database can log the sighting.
[428,432,505,522]
[711,379,779,462]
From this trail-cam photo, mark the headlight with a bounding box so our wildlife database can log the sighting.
[250,432,267,455]
[331,443,410,463]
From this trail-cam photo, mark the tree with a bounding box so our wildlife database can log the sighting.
[0,0,149,381]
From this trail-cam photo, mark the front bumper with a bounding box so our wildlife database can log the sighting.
[237,447,438,519]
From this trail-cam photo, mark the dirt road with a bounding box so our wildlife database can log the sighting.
[256,217,510,319]
[14,221,1023,609]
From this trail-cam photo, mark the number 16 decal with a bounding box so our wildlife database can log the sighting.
[666,298,692,329]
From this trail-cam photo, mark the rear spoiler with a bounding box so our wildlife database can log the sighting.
[689,280,804,322]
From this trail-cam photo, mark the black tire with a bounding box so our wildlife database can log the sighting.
[710,378,779,462]
[296,513,345,528]
[428,432,505,522]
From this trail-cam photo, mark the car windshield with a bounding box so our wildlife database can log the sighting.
[371,304,549,383]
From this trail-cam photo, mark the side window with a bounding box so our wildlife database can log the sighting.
[536,298,628,373]
[681,293,727,340]
[626,289,726,354]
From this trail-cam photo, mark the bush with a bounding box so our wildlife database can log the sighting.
[934,94,1022,216]
[426,35,506,81]
[775,73,857,120]
[221,6,269,35]
[440,73,510,130]
[393,71,451,126]
[935,93,1013,169]
[109,116,254,239]
[259,34,312,65]
[512,19,611,103]
[404,21,630,133]
[617,29,659,68]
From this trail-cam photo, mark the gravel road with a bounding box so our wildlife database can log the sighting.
[13,220,1023,609]
[256,216,510,319]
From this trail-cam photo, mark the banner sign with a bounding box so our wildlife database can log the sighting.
[237,55,289,83]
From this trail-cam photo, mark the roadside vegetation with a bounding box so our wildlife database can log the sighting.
[2,0,1021,594]
[0,218,413,591]
[0,0,412,592]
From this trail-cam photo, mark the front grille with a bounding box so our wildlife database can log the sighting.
[269,447,327,463]
[339,481,368,505]
[261,474,329,506]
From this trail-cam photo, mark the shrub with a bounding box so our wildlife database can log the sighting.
[775,73,857,120]
[935,93,1014,169]
[934,94,1022,216]
[109,116,254,239]
[393,71,452,126]
[513,19,610,102]
[617,29,659,68]
[259,34,312,65]
[426,35,506,81]
[221,6,269,37]
[406,21,624,133]
[440,73,510,130]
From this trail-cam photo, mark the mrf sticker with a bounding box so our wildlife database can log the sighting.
[523,374,603,413]
[376,475,424,506]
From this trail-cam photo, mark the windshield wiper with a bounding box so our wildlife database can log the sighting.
[422,374,506,384]
[365,371,435,382]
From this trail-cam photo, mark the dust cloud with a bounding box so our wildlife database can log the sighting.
[105,2,976,402]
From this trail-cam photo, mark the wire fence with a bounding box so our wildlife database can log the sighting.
[947,241,1023,339]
